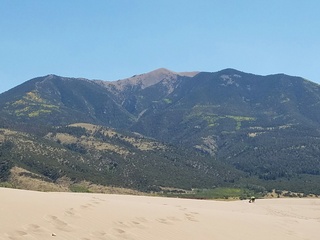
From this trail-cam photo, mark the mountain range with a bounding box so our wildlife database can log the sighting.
[1,68,320,195]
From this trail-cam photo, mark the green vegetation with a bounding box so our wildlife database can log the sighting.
[28,109,53,117]
[185,110,256,131]
[11,91,60,118]
[1,70,320,195]
[70,184,91,193]
[161,187,260,200]
[163,98,172,104]
[225,115,256,130]
[0,160,12,182]
[0,124,243,192]
[0,182,14,188]
[55,126,88,137]
[0,141,14,182]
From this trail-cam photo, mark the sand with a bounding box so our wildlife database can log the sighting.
[0,187,319,240]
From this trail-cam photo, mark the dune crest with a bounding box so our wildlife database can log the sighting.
[0,187,319,240]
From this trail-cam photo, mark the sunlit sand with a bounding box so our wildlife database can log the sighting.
[0,187,319,240]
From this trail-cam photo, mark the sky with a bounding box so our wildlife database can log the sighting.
[1,0,320,93]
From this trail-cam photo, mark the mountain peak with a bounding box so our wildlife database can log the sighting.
[100,68,199,91]
[150,68,199,78]
[149,68,173,75]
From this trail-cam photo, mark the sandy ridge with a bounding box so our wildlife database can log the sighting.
[0,187,319,240]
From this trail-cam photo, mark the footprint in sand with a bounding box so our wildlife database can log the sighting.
[92,196,106,202]
[45,215,73,232]
[14,230,28,237]
[90,197,103,205]
[26,224,40,230]
[91,200,100,205]
[65,208,81,218]
[114,221,130,229]
[113,228,126,234]
[110,228,138,240]
[167,216,182,222]
[80,203,94,210]
[114,218,147,230]
[185,213,199,222]
[6,224,48,240]
[156,216,182,225]
[179,207,188,211]
[135,217,148,223]
[5,230,28,240]
[130,220,147,229]
[88,228,129,240]
[89,231,110,240]
[25,224,46,234]
[156,218,173,225]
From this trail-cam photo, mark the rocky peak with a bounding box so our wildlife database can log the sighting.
[95,68,199,91]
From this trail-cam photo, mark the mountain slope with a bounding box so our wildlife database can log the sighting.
[1,68,320,194]
[94,68,199,115]
[130,69,320,147]
[0,75,134,130]
[0,123,241,191]
[125,69,320,191]
[96,68,198,91]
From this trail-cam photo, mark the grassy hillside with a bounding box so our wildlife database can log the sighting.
[0,123,242,192]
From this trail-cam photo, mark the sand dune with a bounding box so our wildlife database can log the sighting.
[0,187,319,240]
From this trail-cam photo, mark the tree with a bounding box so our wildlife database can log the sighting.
[0,159,12,181]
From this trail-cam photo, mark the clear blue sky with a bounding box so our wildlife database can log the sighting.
[1,0,320,93]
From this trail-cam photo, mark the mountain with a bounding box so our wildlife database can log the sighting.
[1,68,320,195]
[94,68,199,116]
[95,68,199,91]
[0,123,240,192]
[0,75,134,129]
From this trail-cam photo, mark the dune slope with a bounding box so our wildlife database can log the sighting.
[0,188,319,240]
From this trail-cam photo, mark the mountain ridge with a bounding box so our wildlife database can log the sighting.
[1,68,320,195]
[95,68,199,90]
